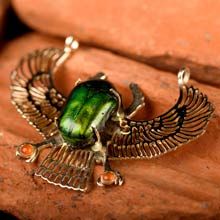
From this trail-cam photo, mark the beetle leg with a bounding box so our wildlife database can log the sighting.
[75,78,82,86]
[16,135,63,163]
[91,127,124,186]
[110,88,125,119]
[89,72,107,80]
[110,88,131,134]
[97,154,124,187]
[91,127,103,152]
[125,83,145,119]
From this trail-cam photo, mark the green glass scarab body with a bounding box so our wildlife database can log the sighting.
[58,80,117,146]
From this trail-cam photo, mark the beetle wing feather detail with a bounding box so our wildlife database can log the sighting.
[108,85,214,159]
[11,48,66,138]
[35,145,95,192]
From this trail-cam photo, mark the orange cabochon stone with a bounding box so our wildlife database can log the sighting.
[19,144,35,157]
[100,171,117,185]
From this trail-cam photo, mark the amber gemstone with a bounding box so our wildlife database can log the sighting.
[19,144,35,157]
[100,171,117,185]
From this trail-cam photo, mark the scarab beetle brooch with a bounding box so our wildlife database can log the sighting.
[11,36,214,192]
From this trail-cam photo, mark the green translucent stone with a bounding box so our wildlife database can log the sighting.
[58,80,117,146]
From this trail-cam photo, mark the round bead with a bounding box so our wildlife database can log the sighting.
[100,171,117,185]
[18,143,35,158]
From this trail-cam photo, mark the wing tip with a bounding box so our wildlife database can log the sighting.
[35,147,95,192]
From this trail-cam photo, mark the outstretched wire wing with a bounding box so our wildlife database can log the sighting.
[108,84,214,159]
[11,48,67,138]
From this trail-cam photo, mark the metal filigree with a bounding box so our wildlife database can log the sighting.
[10,36,214,192]
[11,48,66,138]
[35,145,95,192]
[108,69,214,159]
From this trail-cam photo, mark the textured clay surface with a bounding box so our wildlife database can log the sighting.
[0,33,220,220]
[12,0,220,87]
[0,0,9,37]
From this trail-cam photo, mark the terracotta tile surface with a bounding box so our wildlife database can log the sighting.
[12,0,220,87]
[0,0,9,37]
[0,33,220,220]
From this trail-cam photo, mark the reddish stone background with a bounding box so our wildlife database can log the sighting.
[12,0,220,87]
[0,1,220,220]
[0,0,9,38]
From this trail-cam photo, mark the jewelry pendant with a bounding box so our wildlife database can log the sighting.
[11,36,214,192]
